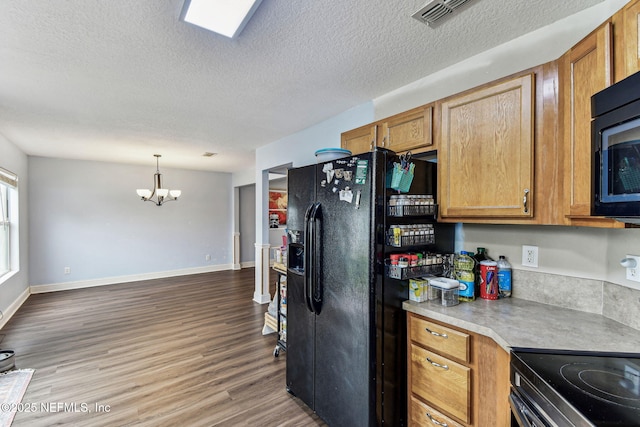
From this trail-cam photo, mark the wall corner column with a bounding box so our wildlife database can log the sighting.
[253,243,271,304]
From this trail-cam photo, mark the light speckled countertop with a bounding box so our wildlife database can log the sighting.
[403,297,640,354]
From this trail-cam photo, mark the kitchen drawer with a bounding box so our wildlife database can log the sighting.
[411,344,471,423]
[409,314,470,362]
[410,395,465,427]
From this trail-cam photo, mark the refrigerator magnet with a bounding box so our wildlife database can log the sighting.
[355,160,368,184]
[340,188,353,203]
[323,163,335,183]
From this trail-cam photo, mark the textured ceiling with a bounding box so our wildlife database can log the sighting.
[0,0,605,172]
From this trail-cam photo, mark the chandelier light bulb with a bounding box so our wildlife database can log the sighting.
[136,154,181,206]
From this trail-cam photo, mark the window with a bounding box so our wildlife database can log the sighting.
[0,167,17,279]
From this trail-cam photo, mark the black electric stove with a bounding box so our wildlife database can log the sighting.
[510,348,640,427]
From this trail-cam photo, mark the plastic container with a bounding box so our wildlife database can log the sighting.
[497,255,512,297]
[442,288,460,307]
[315,148,352,163]
[430,277,460,307]
[425,280,442,301]
[454,251,475,301]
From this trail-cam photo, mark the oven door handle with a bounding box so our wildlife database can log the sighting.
[509,392,547,427]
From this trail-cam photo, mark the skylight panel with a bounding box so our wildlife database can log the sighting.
[181,0,263,39]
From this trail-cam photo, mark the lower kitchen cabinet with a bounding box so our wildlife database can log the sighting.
[407,312,511,426]
[410,396,465,427]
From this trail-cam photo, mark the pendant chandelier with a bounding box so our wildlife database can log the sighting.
[136,154,181,206]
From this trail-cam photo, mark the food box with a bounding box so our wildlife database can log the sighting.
[409,277,429,302]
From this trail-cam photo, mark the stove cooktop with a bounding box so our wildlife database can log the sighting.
[512,349,640,427]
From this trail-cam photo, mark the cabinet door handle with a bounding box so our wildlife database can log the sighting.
[426,357,449,370]
[381,135,387,147]
[425,327,448,338]
[523,188,530,213]
[426,413,448,426]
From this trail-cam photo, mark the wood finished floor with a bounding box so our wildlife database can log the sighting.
[0,268,326,426]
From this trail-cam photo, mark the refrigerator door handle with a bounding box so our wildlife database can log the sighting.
[303,203,316,314]
[309,202,323,314]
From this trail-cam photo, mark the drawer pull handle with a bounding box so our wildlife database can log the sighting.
[426,357,449,370]
[425,327,448,338]
[426,412,448,426]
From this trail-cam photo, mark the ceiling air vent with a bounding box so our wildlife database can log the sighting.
[412,0,476,27]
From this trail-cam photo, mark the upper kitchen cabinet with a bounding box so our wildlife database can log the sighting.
[341,123,378,155]
[614,0,640,82]
[380,105,434,154]
[438,73,535,220]
[341,105,434,156]
[561,22,624,228]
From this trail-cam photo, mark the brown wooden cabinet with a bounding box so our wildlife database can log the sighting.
[614,0,640,82]
[380,105,434,153]
[340,123,377,155]
[561,22,625,228]
[438,74,535,219]
[340,105,434,156]
[407,313,510,427]
[410,396,465,427]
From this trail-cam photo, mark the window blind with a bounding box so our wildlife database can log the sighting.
[0,167,18,188]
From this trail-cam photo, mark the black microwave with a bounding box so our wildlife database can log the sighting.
[592,70,640,223]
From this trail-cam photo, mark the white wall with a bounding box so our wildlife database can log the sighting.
[254,101,374,243]
[0,134,29,320]
[28,157,233,286]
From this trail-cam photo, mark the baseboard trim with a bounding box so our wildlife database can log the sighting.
[0,287,30,330]
[30,264,235,294]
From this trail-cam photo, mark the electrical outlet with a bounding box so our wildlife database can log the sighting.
[522,245,539,268]
[626,255,640,282]
[64,267,71,274]
[205,254,211,261]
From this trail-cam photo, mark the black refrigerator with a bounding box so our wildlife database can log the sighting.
[286,149,454,427]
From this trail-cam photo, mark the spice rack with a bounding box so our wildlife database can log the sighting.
[387,224,435,247]
[386,264,444,280]
[388,194,436,217]
[385,192,447,282]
